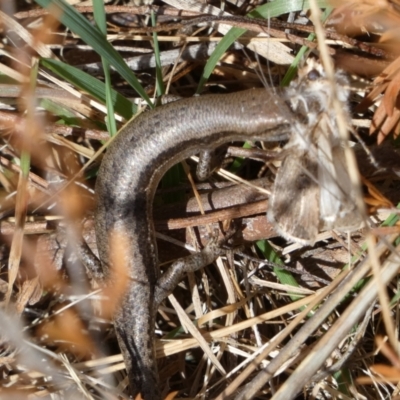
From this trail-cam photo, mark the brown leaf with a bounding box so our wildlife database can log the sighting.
[383,71,400,116]
[376,105,400,143]
[97,230,131,319]
[330,2,400,142]
[355,56,400,143]
[36,308,96,358]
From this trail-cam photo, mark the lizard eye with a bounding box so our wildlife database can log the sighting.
[307,69,320,81]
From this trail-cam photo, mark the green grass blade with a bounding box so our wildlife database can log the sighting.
[40,58,135,120]
[256,240,301,301]
[151,11,165,96]
[35,0,153,107]
[197,0,329,92]
[281,7,333,86]
[93,0,116,135]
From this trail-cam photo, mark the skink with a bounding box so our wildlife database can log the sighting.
[95,88,290,399]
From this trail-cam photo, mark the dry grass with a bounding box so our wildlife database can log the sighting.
[0,1,400,399]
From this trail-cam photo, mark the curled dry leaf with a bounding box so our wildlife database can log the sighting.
[98,230,131,319]
[330,1,400,143]
[330,0,400,39]
[36,308,96,358]
[361,176,393,212]
[356,56,400,143]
